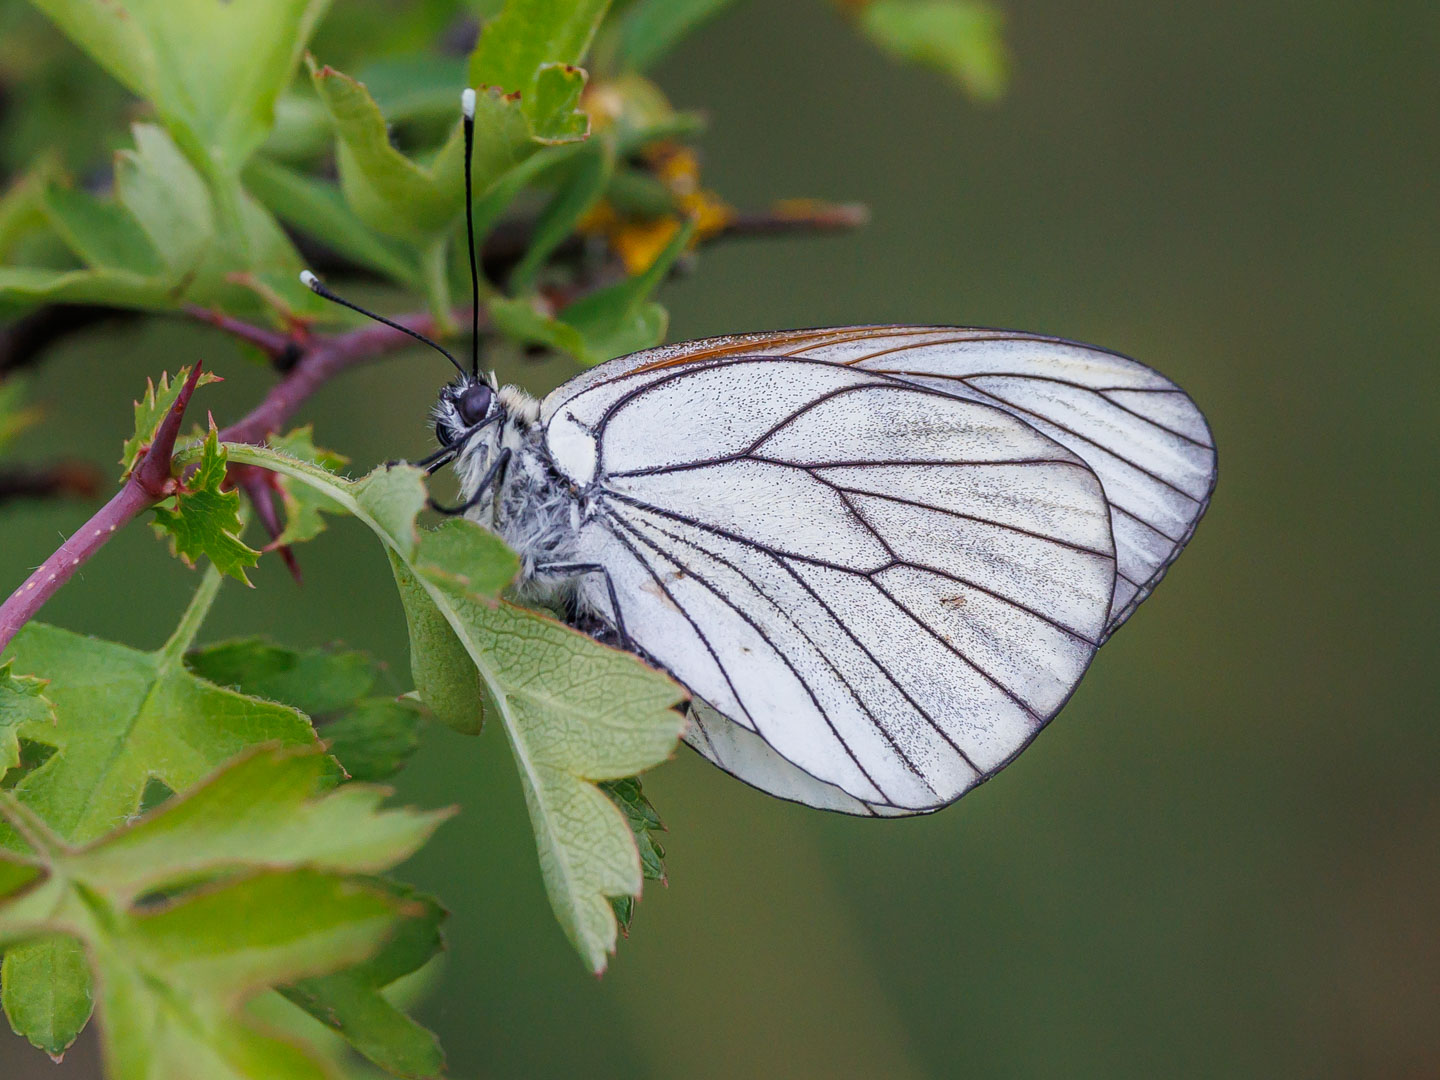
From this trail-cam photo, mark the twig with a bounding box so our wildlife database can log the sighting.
[218,309,468,446]
[0,304,139,376]
[717,201,870,240]
[181,304,298,365]
[0,462,102,506]
[0,365,204,652]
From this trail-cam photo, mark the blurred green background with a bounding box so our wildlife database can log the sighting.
[4,1,1438,1077]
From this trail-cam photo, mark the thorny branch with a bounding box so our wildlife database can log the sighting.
[0,364,205,651]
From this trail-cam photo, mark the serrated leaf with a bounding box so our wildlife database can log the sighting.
[309,59,467,242]
[151,428,260,584]
[27,0,331,167]
[120,366,222,477]
[0,746,438,1080]
[281,884,446,1078]
[857,0,1009,101]
[321,699,424,784]
[185,638,425,783]
[469,0,611,145]
[527,62,591,143]
[185,640,375,718]
[0,661,55,775]
[0,626,316,850]
[601,775,667,933]
[264,427,352,548]
[388,551,683,971]
[0,574,324,1055]
[209,445,685,971]
[59,748,447,897]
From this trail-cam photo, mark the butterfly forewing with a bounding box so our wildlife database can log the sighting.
[547,326,1217,640]
[545,356,1120,811]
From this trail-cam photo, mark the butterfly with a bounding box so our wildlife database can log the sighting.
[302,93,1216,817]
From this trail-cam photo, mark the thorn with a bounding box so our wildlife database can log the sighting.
[134,362,205,498]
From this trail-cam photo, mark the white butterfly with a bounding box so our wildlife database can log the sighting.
[427,325,1217,816]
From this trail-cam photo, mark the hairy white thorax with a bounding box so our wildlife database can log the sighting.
[434,378,590,614]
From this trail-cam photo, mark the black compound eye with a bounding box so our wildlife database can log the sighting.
[456,383,493,427]
[434,420,451,447]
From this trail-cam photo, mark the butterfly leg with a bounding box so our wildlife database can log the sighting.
[381,444,454,473]
[428,448,511,516]
[533,561,631,651]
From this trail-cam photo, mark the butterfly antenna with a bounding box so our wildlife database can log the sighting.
[299,270,466,379]
[461,87,481,379]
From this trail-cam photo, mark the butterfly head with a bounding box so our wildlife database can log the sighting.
[433,373,504,457]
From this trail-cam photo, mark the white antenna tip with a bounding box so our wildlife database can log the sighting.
[300,270,319,290]
[461,87,476,119]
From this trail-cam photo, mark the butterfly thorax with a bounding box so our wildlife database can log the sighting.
[443,383,587,607]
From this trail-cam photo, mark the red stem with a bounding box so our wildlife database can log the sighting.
[182,304,294,359]
[0,481,155,651]
[0,364,205,652]
[219,312,452,445]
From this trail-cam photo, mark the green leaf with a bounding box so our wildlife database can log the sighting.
[469,0,613,143]
[120,365,222,478]
[857,0,1009,101]
[185,640,376,718]
[55,748,447,896]
[151,428,261,584]
[0,620,316,850]
[309,59,467,242]
[1,935,91,1058]
[388,547,683,972]
[0,746,441,1079]
[509,140,615,292]
[0,570,321,1055]
[0,661,55,775]
[527,62,591,143]
[600,775,667,932]
[611,0,739,73]
[38,183,165,277]
[470,0,611,99]
[264,427,353,548]
[206,446,685,971]
[0,158,59,261]
[27,0,331,169]
[281,884,446,1078]
[486,294,590,360]
[113,124,216,279]
[0,380,42,459]
[243,156,422,287]
[469,141,586,242]
[559,215,694,363]
[322,699,424,784]
[0,265,173,309]
[185,637,425,783]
